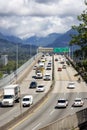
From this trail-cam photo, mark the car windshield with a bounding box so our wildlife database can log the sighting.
[4,95,13,99]
[31,82,36,85]
[23,98,30,101]
[75,99,81,102]
[38,86,44,88]
[58,100,66,103]
[69,83,74,85]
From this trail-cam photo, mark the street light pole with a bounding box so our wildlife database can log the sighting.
[16,43,18,83]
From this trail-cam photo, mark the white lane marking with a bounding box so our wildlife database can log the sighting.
[50,109,55,115]
[32,123,41,130]
[71,107,74,109]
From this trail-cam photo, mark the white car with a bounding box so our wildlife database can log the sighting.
[35,72,43,79]
[67,82,75,89]
[43,73,51,80]
[36,85,45,92]
[56,99,68,108]
[22,95,33,107]
[73,98,84,107]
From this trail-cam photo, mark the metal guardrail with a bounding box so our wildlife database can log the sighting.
[0,53,42,88]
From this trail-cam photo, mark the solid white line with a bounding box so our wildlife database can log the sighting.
[50,109,55,115]
[32,123,41,130]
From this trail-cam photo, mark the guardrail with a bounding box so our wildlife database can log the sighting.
[0,53,42,88]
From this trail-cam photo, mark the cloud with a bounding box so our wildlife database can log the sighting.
[0,0,86,38]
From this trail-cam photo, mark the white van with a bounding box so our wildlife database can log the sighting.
[22,95,33,107]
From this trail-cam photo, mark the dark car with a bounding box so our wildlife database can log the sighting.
[29,81,37,88]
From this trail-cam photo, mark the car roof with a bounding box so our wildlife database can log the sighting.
[75,98,82,100]
[23,95,33,98]
[69,82,75,84]
[58,98,67,101]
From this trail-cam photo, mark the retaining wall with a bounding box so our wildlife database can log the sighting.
[39,108,87,130]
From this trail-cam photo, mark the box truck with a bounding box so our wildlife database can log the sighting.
[1,84,20,107]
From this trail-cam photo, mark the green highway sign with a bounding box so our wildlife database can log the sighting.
[53,47,69,53]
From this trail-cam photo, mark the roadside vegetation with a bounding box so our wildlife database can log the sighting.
[0,44,37,78]
[70,1,87,82]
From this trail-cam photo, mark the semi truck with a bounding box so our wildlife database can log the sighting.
[1,84,20,107]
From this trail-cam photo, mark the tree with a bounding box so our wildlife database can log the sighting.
[70,1,87,59]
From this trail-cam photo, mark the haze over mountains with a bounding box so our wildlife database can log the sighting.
[0,29,77,48]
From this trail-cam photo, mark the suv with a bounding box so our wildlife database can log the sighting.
[56,99,68,108]
[29,81,37,88]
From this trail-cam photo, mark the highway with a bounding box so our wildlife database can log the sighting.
[0,55,52,128]
[0,54,87,130]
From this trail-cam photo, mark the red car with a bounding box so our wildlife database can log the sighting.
[58,67,62,71]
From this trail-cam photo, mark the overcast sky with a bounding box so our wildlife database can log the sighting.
[0,0,86,38]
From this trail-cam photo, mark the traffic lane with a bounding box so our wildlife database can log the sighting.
[54,63,78,81]
[0,61,53,127]
[0,79,52,128]
[8,91,87,130]
[11,79,87,130]
[54,55,79,81]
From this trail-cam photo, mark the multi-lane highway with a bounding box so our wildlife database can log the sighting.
[0,54,87,130]
[0,54,52,129]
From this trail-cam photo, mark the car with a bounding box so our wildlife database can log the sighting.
[73,98,84,107]
[62,64,66,69]
[55,58,58,61]
[56,99,68,108]
[35,72,43,79]
[67,82,75,89]
[36,85,45,92]
[46,66,51,70]
[43,73,51,80]
[29,81,37,88]
[58,67,62,71]
[22,95,33,107]
[33,65,37,70]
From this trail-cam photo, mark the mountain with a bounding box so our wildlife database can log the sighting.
[5,35,22,44]
[0,32,22,44]
[0,29,77,48]
[24,33,62,46]
[47,29,77,47]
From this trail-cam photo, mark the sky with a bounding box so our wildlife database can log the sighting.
[0,0,86,39]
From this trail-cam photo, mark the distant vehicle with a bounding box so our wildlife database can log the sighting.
[58,67,62,71]
[33,65,37,70]
[73,98,84,107]
[29,81,37,88]
[55,58,58,61]
[36,85,45,92]
[1,84,20,107]
[56,99,68,108]
[46,66,51,70]
[35,72,43,79]
[22,95,33,107]
[38,62,45,68]
[67,82,75,89]
[62,64,66,69]
[43,73,51,80]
